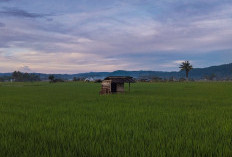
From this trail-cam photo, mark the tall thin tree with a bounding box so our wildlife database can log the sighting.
[179,61,193,81]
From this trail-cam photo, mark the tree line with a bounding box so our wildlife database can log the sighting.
[3,61,226,82]
[0,71,40,82]
[12,71,41,82]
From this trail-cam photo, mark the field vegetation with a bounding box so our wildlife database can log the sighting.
[0,82,232,156]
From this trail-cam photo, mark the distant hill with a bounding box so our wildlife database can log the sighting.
[70,63,232,80]
[1,63,232,80]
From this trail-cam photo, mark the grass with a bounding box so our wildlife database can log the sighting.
[0,82,232,156]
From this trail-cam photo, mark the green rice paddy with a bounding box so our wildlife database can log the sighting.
[0,82,232,156]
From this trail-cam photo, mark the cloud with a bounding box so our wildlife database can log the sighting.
[0,22,5,27]
[0,48,130,73]
[1,1,232,54]
[0,0,12,2]
[0,0,232,73]
[18,65,32,73]
[173,60,185,64]
[0,7,50,18]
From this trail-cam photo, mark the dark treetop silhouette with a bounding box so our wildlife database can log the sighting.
[179,61,193,81]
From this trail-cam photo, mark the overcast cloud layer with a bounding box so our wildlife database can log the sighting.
[0,0,232,73]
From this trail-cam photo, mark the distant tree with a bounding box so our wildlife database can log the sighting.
[12,71,40,82]
[209,73,216,80]
[179,61,193,81]
[179,78,186,82]
[73,77,77,81]
[94,79,102,83]
[48,75,55,82]
[12,71,22,81]
[169,76,175,82]
[151,76,163,82]
[0,76,11,82]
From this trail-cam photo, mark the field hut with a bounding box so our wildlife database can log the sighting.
[99,76,135,94]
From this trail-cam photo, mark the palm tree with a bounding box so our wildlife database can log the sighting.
[179,61,193,81]
[48,75,55,82]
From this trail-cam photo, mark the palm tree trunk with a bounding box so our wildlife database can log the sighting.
[186,71,189,81]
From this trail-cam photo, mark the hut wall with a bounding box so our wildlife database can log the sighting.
[116,83,124,92]
[100,80,111,94]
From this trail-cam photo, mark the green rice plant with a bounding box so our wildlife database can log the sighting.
[0,82,232,156]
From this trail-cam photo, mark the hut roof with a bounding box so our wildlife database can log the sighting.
[104,76,135,83]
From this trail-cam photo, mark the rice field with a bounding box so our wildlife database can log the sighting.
[0,82,232,156]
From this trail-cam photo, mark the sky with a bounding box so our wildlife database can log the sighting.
[0,0,232,73]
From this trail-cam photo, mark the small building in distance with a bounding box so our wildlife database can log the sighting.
[99,76,135,94]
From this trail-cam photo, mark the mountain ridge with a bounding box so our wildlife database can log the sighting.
[1,63,232,80]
